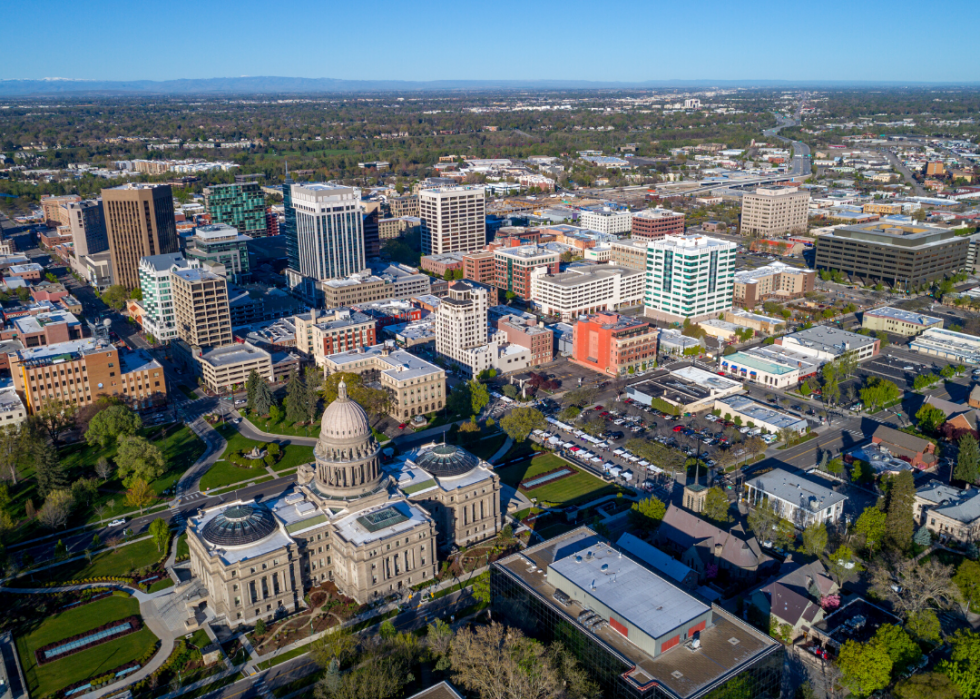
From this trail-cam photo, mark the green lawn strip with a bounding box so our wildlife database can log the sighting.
[465,433,507,461]
[776,432,819,450]
[178,385,199,400]
[247,415,318,439]
[176,534,189,559]
[207,476,274,495]
[188,629,211,650]
[16,595,159,697]
[495,454,614,506]
[149,578,175,592]
[270,444,315,472]
[431,571,488,600]
[271,670,322,698]
[199,461,267,491]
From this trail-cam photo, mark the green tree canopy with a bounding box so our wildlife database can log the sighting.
[469,380,490,416]
[916,404,947,434]
[885,470,915,553]
[84,405,142,448]
[114,434,165,487]
[837,638,893,697]
[702,487,730,524]
[628,497,667,534]
[871,624,922,678]
[499,407,546,443]
[854,505,887,554]
[955,434,980,485]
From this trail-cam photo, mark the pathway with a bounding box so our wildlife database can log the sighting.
[237,417,318,447]
[487,437,514,464]
[177,414,228,497]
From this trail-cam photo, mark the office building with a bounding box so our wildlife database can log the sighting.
[138,252,191,343]
[66,199,108,257]
[40,194,81,228]
[530,265,645,321]
[740,186,810,237]
[420,253,464,278]
[419,186,486,255]
[631,208,685,240]
[288,184,365,302]
[572,312,658,376]
[733,262,815,310]
[435,280,490,369]
[194,341,273,394]
[910,327,980,365]
[724,309,788,335]
[644,234,737,322]
[777,326,879,362]
[323,343,446,422]
[293,308,377,366]
[609,238,650,271]
[862,307,943,336]
[10,338,167,414]
[265,208,279,237]
[203,182,267,237]
[283,167,298,271]
[185,223,252,282]
[715,395,808,436]
[363,200,381,258]
[492,528,782,699]
[744,467,848,527]
[495,315,553,367]
[388,195,419,218]
[493,244,560,298]
[627,365,742,414]
[814,222,970,288]
[461,250,496,284]
[580,208,632,235]
[172,268,233,348]
[102,184,180,289]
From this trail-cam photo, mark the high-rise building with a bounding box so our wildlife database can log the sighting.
[363,200,381,259]
[630,207,685,240]
[580,208,632,235]
[435,280,490,369]
[283,166,298,271]
[138,252,190,343]
[644,234,737,322]
[203,182,267,238]
[185,223,252,282]
[492,244,560,298]
[571,312,659,376]
[740,186,810,237]
[172,268,233,348]
[40,194,81,228]
[287,184,365,303]
[102,184,180,290]
[66,199,108,257]
[419,186,486,255]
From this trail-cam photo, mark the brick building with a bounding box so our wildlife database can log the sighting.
[630,208,685,240]
[571,312,659,377]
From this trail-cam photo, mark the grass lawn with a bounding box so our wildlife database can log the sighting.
[175,534,189,559]
[149,578,174,592]
[187,629,211,650]
[248,414,318,438]
[15,595,159,698]
[496,453,617,507]
[39,537,164,583]
[464,432,507,462]
[200,425,313,489]
[177,385,199,400]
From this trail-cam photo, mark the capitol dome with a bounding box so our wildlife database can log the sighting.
[319,379,371,444]
[201,505,277,547]
[416,444,479,478]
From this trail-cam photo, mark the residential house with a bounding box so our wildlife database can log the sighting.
[871,424,938,470]
[750,560,839,642]
[914,482,980,544]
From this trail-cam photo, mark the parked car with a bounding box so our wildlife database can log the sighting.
[109,518,126,527]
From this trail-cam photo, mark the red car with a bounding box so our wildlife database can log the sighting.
[600,411,609,417]
[398,423,407,430]
[594,405,604,411]
[672,425,685,432]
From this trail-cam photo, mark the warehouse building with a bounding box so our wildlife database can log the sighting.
[861,307,943,336]
[910,327,980,365]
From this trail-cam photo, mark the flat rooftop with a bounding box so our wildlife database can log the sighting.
[14,338,108,365]
[784,326,876,354]
[629,366,741,406]
[864,306,942,326]
[541,265,643,288]
[734,261,813,284]
[326,344,443,382]
[717,395,809,432]
[199,342,271,367]
[745,467,847,512]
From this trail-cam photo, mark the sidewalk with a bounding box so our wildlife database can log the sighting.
[177,415,229,496]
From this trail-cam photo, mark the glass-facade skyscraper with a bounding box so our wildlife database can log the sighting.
[283,165,299,271]
[203,182,267,237]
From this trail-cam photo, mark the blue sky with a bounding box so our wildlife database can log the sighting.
[3,0,977,83]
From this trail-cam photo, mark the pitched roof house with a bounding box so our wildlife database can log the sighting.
[871,424,937,470]
[750,559,839,641]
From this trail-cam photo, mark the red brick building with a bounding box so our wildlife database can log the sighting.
[571,312,659,377]
[631,208,686,240]
[497,316,553,367]
[493,243,560,299]
[462,250,495,284]
[420,253,464,277]
[265,208,280,237]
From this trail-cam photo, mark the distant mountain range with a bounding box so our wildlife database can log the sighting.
[1,76,977,97]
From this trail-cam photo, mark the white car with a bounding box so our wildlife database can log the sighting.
[109,518,126,527]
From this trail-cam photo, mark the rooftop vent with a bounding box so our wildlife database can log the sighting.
[672,671,684,679]
[728,637,741,646]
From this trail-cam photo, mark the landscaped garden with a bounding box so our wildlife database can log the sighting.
[496,453,618,507]
[199,424,314,491]
[15,535,170,587]
[15,594,159,698]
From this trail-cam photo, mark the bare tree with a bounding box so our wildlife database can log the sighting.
[450,623,562,699]
[0,426,23,485]
[95,457,113,482]
[869,555,960,617]
[38,490,74,529]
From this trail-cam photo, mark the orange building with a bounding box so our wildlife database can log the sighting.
[462,249,496,284]
[926,162,946,177]
[571,312,659,377]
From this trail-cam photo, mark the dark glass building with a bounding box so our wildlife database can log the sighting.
[283,167,299,272]
[491,527,782,699]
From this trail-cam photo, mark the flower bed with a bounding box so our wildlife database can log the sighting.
[36,616,143,666]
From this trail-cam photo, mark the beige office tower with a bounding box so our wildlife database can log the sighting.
[172,268,232,349]
[102,184,180,289]
[419,186,486,255]
[740,186,810,237]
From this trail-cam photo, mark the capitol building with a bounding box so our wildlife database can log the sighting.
[187,380,501,627]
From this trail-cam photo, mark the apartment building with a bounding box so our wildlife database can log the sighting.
[288,183,365,302]
[530,265,645,321]
[462,250,495,284]
[10,338,167,414]
[40,194,81,228]
[630,208,685,240]
[435,280,490,373]
[571,312,659,376]
[388,195,420,218]
[496,315,553,367]
[814,222,970,288]
[172,268,233,348]
[185,223,252,282]
[493,244,560,298]
[419,186,486,255]
[733,261,816,309]
[740,186,810,237]
[323,343,446,422]
[203,182,267,237]
[608,238,650,271]
[66,199,108,257]
[195,341,273,394]
[102,184,180,289]
[138,252,190,343]
[293,308,377,366]
[580,208,632,235]
[644,234,736,322]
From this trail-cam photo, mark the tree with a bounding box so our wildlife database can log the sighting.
[916,404,947,434]
[469,380,490,416]
[71,477,98,506]
[472,573,492,605]
[115,435,165,487]
[906,609,943,645]
[826,457,844,476]
[939,630,980,699]
[322,373,390,417]
[303,366,322,423]
[31,400,77,445]
[285,373,306,424]
[269,404,283,424]
[885,471,915,553]
[563,386,599,407]
[85,405,142,448]
[854,505,887,554]
[955,434,980,484]
[581,417,606,437]
[747,501,781,543]
[450,623,560,699]
[0,425,25,484]
[312,626,357,670]
[837,639,892,697]
[954,559,980,613]
[802,522,829,557]
[872,624,922,677]
[255,618,267,636]
[702,487,730,523]
[101,285,129,310]
[34,440,67,498]
[499,407,546,443]
[893,673,962,699]
[870,556,960,617]
[628,497,666,534]
[254,379,275,416]
[319,654,406,699]
[558,406,581,422]
[95,457,113,482]
[148,518,170,552]
[124,478,155,514]
[860,376,901,413]
[246,369,261,413]
[828,544,860,583]
[38,489,73,529]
